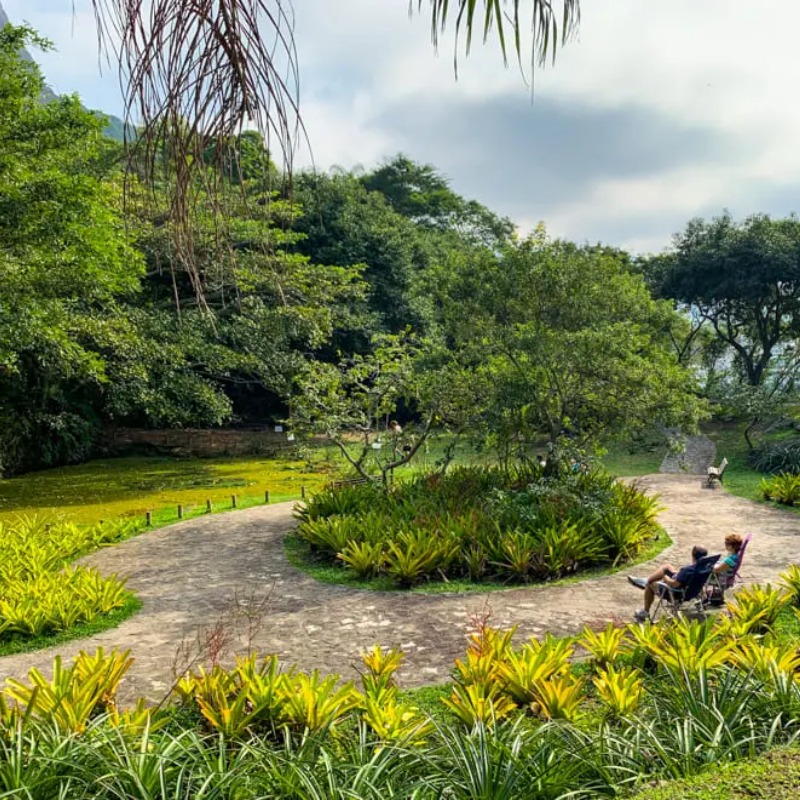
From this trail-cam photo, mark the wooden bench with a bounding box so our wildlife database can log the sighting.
[706,457,728,487]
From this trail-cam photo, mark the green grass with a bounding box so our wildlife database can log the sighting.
[284,527,671,595]
[631,747,800,799]
[0,593,143,657]
[601,441,664,477]
[0,453,339,527]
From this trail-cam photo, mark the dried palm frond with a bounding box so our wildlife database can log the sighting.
[89,1,302,310]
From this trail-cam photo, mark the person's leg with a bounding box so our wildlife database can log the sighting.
[643,584,655,612]
[646,563,676,584]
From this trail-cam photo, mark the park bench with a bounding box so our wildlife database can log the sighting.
[706,457,728,487]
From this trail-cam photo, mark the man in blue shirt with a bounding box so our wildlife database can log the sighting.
[628,546,708,622]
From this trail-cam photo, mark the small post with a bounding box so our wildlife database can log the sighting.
[264,490,270,504]
[232,494,237,508]
[177,504,183,519]
[146,511,152,526]
[301,485,306,499]
[206,499,212,513]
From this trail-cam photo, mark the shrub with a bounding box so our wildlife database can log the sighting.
[750,437,800,474]
[0,517,135,643]
[761,473,800,505]
[295,465,660,588]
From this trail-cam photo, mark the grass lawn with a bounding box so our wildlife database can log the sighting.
[0,454,339,528]
[600,441,664,476]
[632,747,800,799]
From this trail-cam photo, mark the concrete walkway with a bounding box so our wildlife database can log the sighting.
[1,474,799,703]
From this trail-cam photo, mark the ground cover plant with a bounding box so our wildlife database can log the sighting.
[1,576,799,798]
[0,517,136,650]
[292,465,662,588]
[0,454,337,527]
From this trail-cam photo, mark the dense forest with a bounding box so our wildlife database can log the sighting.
[4,23,800,477]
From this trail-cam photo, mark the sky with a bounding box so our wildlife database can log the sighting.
[3,0,800,253]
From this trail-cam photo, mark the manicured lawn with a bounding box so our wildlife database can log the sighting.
[0,454,338,527]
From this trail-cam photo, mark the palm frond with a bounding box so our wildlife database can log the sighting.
[418,0,581,71]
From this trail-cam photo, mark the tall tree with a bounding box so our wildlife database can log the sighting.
[439,230,704,457]
[0,25,143,472]
[657,213,800,387]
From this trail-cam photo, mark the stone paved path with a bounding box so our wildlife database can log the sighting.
[1,474,799,703]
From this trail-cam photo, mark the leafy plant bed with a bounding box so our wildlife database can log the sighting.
[2,580,800,798]
[284,526,670,594]
[293,465,663,588]
[0,595,141,657]
[0,517,139,649]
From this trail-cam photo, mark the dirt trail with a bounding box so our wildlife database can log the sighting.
[1,475,798,702]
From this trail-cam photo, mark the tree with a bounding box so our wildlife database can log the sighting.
[437,230,705,459]
[657,213,800,387]
[291,334,478,485]
[73,2,580,308]
[0,25,143,472]
[362,155,514,249]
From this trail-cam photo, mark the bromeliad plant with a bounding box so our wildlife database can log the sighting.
[295,465,661,588]
[0,517,135,644]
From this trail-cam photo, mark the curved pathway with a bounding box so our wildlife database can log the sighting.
[1,474,799,704]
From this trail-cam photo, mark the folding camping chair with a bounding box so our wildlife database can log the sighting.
[705,533,751,606]
[650,554,721,622]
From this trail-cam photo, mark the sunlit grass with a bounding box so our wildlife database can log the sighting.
[0,454,339,527]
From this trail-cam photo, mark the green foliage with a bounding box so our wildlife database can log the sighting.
[657,212,800,388]
[779,564,800,606]
[297,465,660,588]
[751,438,800,475]
[726,584,790,634]
[761,473,800,505]
[436,231,705,458]
[0,517,134,643]
[593,665,644,719]
[2,603,800,799]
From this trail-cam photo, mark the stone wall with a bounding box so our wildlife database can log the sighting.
[105,427,293,458]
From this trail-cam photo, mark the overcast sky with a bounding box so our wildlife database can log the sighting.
[4,1,800,252]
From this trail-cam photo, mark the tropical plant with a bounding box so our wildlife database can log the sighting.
[593,665,644,719]
[441,683,518,728]
[779,563,800,606]
[578,623,629,669]
[726,584,790,634]
[337,540,386,578]
[3,649,134,733]
[761,473,800,505]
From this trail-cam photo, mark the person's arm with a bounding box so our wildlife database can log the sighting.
[713,560,730,574]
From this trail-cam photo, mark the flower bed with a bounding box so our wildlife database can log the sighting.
[294,465,662,587]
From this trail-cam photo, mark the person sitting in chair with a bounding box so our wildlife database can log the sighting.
[628,546,708,623]
[713,533,743,576]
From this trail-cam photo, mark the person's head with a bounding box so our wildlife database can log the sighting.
[691,545,708,562]
[724,533,744,554]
